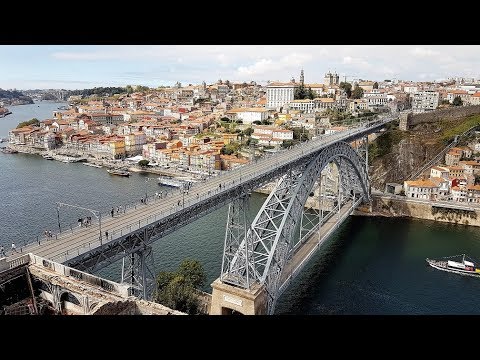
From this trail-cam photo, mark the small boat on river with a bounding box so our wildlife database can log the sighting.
[426,254,480,278]
[107,169,130,177]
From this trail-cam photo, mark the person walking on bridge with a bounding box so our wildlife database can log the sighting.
[11,242,17,254]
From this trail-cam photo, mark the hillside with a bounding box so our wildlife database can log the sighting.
[0,89,34,105]
[368,114,480,190]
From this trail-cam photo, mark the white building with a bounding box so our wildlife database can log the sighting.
[430,166,450,180]
[266,82,296,110]
[252,126,293,146]
[403,179,439,200]
[225,108,270,124]
[287,99,315,113]
[411,91,439,113]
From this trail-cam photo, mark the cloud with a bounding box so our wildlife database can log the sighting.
[410,47,440,57]
[236,53,312,77]
[342,56,371,69]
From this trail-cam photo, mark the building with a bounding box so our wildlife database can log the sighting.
[470,92,480,106]
[324,71,340,86]
[411,91,439,113]
[445,148,462,165]
[430,166,450,180]
[225,108,270,124]
[251,126,293,146]
[403,179,439,200]
[266,82,296,110]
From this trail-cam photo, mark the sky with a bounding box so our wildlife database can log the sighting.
[1,45,479,90]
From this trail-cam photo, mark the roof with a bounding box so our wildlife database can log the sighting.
[404,179,438,188]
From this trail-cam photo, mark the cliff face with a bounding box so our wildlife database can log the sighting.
[369,135,441,190]
[368,112,480,191]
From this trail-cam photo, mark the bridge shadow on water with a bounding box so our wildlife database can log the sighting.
[274,215,418,315]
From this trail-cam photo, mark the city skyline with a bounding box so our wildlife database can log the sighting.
[1,45,479,90]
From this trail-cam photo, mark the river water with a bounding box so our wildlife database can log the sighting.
[2,102,480,314]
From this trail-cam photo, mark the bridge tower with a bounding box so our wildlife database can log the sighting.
[211,141,371,315]
[120,229,156,300]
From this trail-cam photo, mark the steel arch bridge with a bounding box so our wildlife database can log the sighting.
[218,141,370,314]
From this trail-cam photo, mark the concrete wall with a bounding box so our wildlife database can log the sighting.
[366,196,480,227]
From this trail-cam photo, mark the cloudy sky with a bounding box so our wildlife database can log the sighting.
[1,45,479,90]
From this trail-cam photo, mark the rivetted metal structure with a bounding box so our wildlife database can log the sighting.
[220,141,370,314]
[21,115,397,301]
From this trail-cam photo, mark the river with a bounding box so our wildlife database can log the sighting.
[2,102,480,314]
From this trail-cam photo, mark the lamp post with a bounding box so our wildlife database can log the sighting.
[144,177,155,203]
[56,202,103,243]
[182,181,192,208]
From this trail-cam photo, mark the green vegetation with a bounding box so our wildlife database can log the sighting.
[368,127,407,161]
[281,139,295,148]
[16,118,40,128]
[452,96,463,106]
[243,127,254,137]
[291,127,309,142]
[67,87,128,98]
[440,114,480,144]
[138,159,149,167]
[339,82,352,98]
[373,82,379,89]
[221,142,241,155]
[351,84,364,99]
[0,89,33,104]
[294,85,315,100]
[154,259,206,315]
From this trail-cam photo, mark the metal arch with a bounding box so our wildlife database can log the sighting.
[222,141,370,313]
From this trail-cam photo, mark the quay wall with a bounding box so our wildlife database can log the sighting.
[355,195,480,227]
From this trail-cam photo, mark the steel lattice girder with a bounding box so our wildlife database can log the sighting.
[224,141,369,313]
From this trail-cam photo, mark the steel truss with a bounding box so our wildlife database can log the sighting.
[121,244,155,300]
[221,141,370,314]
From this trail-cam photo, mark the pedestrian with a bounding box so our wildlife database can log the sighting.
[11,242,17,254]
[116,206,120,215]
[78,218,82,227]
[0,245,5,257]
[111,207,114,217]
[105,231,109,239]
[48,230,52,238]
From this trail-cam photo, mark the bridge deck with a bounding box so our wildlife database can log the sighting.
[8,117,394,266]
[278,199,357,294]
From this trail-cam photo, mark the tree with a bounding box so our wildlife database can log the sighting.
[452,96,463,106]
[154,259,206,315]
[281,139,295,148]
[373,82,379,89]
[352,84,364,99]
[177,259,206,288]
[339,82,352,98]
[138,159,149,167]
[17,118,39,128]
[125,85,133,94]
[244,127,254,136]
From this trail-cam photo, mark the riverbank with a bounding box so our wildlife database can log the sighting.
[355,194,480,227]
[5,143,209,180]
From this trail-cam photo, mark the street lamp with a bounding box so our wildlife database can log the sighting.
[56,202,103,244]
[144,177,155,203]
[182,181,192,208]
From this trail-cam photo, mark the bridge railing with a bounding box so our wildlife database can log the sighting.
[21,115,398,262]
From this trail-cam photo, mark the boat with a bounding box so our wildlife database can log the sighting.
[42,154,54,160]
[157,175,190,188]
[83,163,103,168]
[426,254,480,278]
[107,169,130,177]
[0,147,18,154]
